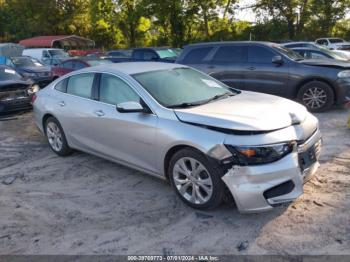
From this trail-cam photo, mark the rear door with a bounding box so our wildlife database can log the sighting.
[245,45,289,95]
[207,45,247,89]
[53,72,100,151]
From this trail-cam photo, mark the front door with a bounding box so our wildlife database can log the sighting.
[87,73,158,173]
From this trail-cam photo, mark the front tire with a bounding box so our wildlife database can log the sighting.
[45,117,72,156]
[297,81,334,112]
[168,148,225,209]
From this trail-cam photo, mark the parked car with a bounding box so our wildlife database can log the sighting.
[315,38,350,51]
[51,58,112,79]
[106,49,132,58]
[176,41,350,112]
[23,48,69,66]
[0,65,38,113]
[5,56,53,88]
[33,62,321,213]
[108,47,178,63]
[282,41,350,59]
[291,47,348,61]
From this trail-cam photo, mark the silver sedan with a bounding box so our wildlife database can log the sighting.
[33,62,321,213]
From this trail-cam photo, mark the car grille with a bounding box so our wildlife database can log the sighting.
[0,89,29,101]
[338,45,350,51]
[37,72,50,77]
[298,138,321,172]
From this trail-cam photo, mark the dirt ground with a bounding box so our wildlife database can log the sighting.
[0,109,349,255]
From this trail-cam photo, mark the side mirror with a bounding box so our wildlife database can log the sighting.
[272,55,283,65]
[116,101,145,113]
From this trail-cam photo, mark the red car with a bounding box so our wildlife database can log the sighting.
[52,58,112,80]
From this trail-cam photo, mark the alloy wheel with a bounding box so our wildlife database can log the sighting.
[173,157,213,204]
[302,86,327,109]
[46,122,63,152]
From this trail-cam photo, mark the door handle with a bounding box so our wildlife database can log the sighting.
[94,110,105,117]
[58,101,65,107]
[247,67,256,70]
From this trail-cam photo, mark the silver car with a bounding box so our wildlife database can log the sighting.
[33,62,321,213]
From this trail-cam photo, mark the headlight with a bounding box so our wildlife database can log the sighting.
[22,72,37,78]
[337,70,350,78]
[225,143,295,165]
[28,84,40,95]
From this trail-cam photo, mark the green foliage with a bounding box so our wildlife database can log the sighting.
[1,0,350,48]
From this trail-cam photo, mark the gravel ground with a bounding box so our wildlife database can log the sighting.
[0,109,349,255]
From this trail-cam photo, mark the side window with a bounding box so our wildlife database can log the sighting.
[142,51,158,61]
[74,61,87,70]
[310,52,327,59]
[212,46,246,63]
[182,47,213,63]
[66,73,95,99]
[54,78,67,92]
[248,46,275,63]
[99,74,140,105]
[62,61,74,69]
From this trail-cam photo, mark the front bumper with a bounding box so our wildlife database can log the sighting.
[335,78,350,106]
[0,97,32,113]
[222,130,321,213]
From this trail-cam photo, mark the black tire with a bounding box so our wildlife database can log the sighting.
[168,148,226,209]
[297,81,334,112]
[45,117,72,156]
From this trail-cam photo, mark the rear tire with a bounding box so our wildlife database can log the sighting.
[168,148,225,209]
[297,81,334,112]
[45,117,72,156]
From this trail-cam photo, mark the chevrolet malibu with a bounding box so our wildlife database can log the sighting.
[33,62,321,213]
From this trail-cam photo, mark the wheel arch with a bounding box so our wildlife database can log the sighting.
[163,144,207,181]
[295,77,336,103]
[42,113,56,133]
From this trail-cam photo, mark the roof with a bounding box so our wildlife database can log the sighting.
[78,62,187,75]
[19,35,94,48]
[187,41,273,47]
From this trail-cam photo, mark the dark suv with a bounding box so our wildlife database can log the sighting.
[176,41,350,112]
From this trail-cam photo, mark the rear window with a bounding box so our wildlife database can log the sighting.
[182,47,213,63]
[212,46,246,63]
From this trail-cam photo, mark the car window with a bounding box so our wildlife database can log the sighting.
[248,46,275,63]
[99,74,140,105]
[61,61,74,69]
[54,78,67,92]
[74,61,86,70]
[142,51,158,60]
[212,46,246,63]
[183,47,213,63]
[316,39,328,46]
[310,52,327,59]
[284,43,299,48]
[66,73,94,99]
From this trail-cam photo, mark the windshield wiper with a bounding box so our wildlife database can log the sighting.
[168,101,206,109]
[205,92,235,103]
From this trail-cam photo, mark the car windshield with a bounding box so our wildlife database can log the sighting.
[11,57,43,67]
[0,67,22,81]
[329,38,344,43]
[274,45,304,60]
[320,49,347,60]
[156,49,178,59]
[87,59,112,66]
[48,49,69,57]
[132,68,237,108]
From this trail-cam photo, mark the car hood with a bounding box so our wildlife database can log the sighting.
[174,91,307,132]
[299,58,350,69]
[0,79,32,90]
[17,66,51,73]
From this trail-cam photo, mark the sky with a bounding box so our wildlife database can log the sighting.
[235,0,257,22]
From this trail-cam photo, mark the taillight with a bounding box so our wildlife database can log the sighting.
[31,94,37,104]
